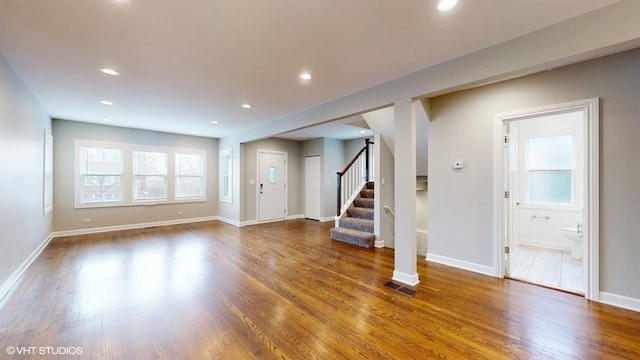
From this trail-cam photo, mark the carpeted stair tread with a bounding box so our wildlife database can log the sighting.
[360,189,375,198]
[354,198,374,209]
[330,227,375,248]
[339,217,374,233]
[347,207,374,220]
[331,181,376,248]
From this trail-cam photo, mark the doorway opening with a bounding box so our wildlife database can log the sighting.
[494,98,599,300]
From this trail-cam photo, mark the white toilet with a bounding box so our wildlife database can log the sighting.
[561,226,583,260]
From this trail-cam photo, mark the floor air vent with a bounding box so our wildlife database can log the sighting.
[384,281,417,297]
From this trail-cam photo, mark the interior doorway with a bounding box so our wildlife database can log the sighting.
[257,149,287,222]
[304,156,321,220]
[495,98,599,300]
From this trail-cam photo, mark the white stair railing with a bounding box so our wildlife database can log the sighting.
[336,139,374,219]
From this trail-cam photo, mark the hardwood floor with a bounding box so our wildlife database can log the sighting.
[1,219,639,359]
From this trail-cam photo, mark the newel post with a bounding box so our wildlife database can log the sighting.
[364,138,370,182]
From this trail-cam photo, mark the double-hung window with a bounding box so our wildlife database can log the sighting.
[78,145,123,204]
[133,151,167,201]
[175,153,204,199]
[526,134,575,204]
[75,140,206,208]
[219,149,232,203]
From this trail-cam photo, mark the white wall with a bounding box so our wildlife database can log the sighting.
[0,54,53,296]
[52,120,219,232]
[428,47,640,300]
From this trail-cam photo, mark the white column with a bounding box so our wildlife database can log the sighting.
[392,98,419,285]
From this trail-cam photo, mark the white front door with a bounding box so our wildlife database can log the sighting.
[258,150,287,222]
[305,156,321,220]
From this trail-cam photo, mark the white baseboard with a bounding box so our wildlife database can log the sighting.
[219,216,242,227]
[392,271,420,286]
[320,216,335,223]
[426,253,495,277]
[599,291,640,313]
[0,233,55,301]
[375,239,385,248]
[52,216,219,238]
[287,214,305,220]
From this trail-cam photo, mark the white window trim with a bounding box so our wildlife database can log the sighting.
[132,150,168,202]
[219,148,232,203]
[175,150,206,200]
[74,139,206,209]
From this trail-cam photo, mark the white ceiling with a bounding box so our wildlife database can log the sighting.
[0,0,619,140]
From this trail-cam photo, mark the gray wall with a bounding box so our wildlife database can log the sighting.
[377,136,395,248]
[344,137,370,161]
[52,120,218,231]
[241,138,302,222]
[0,54,53,291]
[323,138,346,219]
[428,48,640,299]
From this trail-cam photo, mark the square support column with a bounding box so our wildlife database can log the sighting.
[392,98,419,285]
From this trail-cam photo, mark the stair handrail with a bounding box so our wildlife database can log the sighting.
[383,205,395,217]
[336,139,374,216]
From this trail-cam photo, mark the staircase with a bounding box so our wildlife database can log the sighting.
[330,182,375,248]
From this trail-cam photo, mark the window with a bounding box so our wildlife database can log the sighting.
[78,146,123,203]
[526,134,574,204]
[175,153,204,199]
[133,151,167,200]
[219,148,232,203]
[75,140,206,208]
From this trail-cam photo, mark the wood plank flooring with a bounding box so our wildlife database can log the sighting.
[1,219,639,359]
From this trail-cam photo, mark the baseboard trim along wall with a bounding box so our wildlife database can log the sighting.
[52,216,219,238]
[426,253,495,277]
[599,292,640,313]
[0,233,55,302]
[219,216,243,227]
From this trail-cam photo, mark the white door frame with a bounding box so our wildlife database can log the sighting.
[256,149,288,223]
[493,98,599,300]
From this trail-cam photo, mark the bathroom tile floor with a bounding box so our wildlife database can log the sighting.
[509,245,584,294]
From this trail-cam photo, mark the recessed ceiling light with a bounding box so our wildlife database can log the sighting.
[190,130,197,134]
[100,68,120,76]
[360,130,366,133]
[437,0,457,11]
[210,121,219,125]
[101,100,114,105]
[102,118,111,122]
[242,104,252,109]
[300,73,312,80]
